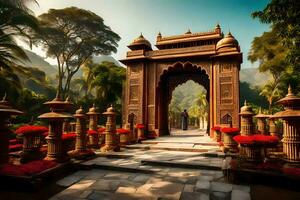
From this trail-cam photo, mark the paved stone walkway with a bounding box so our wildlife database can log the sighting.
[49,130,250,200]
[51,167,250,200]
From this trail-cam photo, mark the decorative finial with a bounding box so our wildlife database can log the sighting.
[2,92,6,101]
[185,28,191,34]
[158,31,161,36]
[244,100,247,106]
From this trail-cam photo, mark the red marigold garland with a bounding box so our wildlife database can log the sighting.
[211,126,221,131]
[98,127,106,133]
[15,125,48,136]
[136,124,145,129]
[87,130,98,135]
[62,133,76,140]
[221,127,239,134]
[117,128,130,134]
[233,134,279,145]
[0,160,58,176]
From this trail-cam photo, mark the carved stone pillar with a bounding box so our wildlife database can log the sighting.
[239,101,254,136]
[268,116,277,136]
[0,95,23,165]
[254,108,269,135]
[38,95,73,163]
[273,86,300,163]
[74,107,87,152]
[101,105,119,152]
[87,104,99,148]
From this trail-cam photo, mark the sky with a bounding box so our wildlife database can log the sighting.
[24,0,270,68]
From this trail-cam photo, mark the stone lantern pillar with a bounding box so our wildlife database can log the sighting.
[0,94,23,165]
[86,104,99,148]
[254,107,269,135]
[101,105,119,152]
[38,95,73,162]
[239,100,254,136]
[273,86,300,164]
[74,107,87,152]
[268,116,277,136]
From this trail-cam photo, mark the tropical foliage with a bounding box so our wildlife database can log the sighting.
[32,7,121,98]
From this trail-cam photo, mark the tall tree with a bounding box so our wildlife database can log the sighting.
[33,7,120,97]
[252,0,300,76]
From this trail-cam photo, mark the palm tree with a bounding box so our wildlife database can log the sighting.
[260,79,281,113]
[193,91,208,129]
[0,0,39,87]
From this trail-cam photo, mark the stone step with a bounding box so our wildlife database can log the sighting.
[142,140,218,146]
[141,159,222,171]
[124,143,221,153]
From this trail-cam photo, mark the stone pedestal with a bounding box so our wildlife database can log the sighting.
[273,86,300,163]
[223,133,238,152]
[239,145,262,161]
[0,95,23,165]
[38,95,73,163]
[21,133,44,163]
[255,108,269,135]
[239,101,254,136]
[101,105,119,152]
[268,116,277,136]
[87,104,99,148]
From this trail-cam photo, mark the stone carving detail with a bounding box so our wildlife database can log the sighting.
[220,63,234,73]
[130,66,141,75]
[220,84,232,99]
[129,85,139,103]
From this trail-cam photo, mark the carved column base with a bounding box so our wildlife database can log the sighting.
[137,129,145,142]
[213,130,221,142]
[223,133,238,152]
[239,145,263,161]
[120,134,130,145]
[89,135,99,148]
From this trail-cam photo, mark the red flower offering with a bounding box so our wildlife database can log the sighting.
[221,127,239,134]
[87,130,98,135]
[253,134,279,145]
[62,133,76,140]
[0,160,58,176]
[233,135,254,145]
[211,126,221,131]
[15,125,48,136]
[117,128,130,134]
[136,124,145,129]
[98,127,106,133]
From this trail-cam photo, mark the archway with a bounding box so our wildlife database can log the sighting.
[168,80,208,133]
[156,62,210,135]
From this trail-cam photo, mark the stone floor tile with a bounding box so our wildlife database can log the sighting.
[197,175,214,181]
[195,180,210,193]
[116,186,137,194]
[180,192,208,200]
[210,182,232,193]
[90,180,120,191]
[231,190,251,200]
[136,183,153,193]
[87,191,113,200]
[104,172,131,179]
[183,184,194,192]
[232,185,250,193]
[132,174,151,183]
[210,191,230,200]
[56,175,83,187]
[79,189,93,198]
[57,180,96,198]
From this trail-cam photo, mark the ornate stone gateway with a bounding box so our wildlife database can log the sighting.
[120,25,242,135]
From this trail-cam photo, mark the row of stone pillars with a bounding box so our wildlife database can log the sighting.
[37,95,118,162]
[240,86,300,164]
